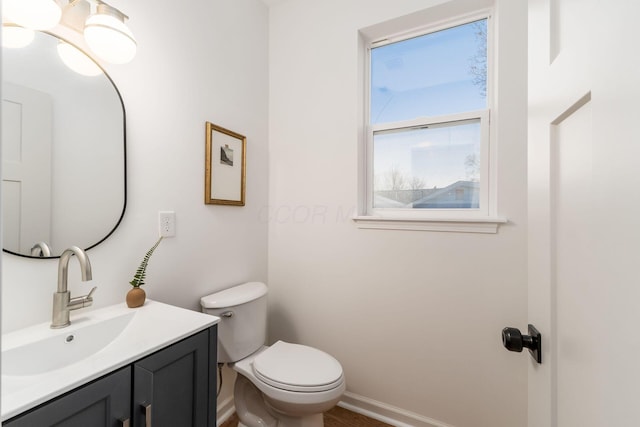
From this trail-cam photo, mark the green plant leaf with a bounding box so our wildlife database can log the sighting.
[130,236,163,287]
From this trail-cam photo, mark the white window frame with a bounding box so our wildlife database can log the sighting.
[354,10,507,233]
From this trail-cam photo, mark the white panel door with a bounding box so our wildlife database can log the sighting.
[528,1,640,426]
[2,82,53,254]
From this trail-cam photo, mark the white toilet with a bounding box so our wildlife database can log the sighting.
[201,282,345,427]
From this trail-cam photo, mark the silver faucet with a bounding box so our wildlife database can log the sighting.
[51,246,97,329]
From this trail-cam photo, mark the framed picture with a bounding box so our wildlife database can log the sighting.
[205,122,246,205]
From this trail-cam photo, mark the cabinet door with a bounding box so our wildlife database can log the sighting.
[133,329,211,427]
[4,367,131,427]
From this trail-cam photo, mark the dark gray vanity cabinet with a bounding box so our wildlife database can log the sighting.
[3,367,131,427]
[4,326,217,427]
[133,327,214,427]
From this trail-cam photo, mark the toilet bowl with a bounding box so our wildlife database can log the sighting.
[233,342,345,426]
[201,282,345,427]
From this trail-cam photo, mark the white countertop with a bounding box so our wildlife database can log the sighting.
[1,300,219,421]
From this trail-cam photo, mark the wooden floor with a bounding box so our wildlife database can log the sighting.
[220,406,393,427]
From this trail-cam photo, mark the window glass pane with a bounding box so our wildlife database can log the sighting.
[373,120,480,209]
[370,19,487,125]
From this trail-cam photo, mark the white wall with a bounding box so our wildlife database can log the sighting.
[1,0,269,409]
[267,1,527,426]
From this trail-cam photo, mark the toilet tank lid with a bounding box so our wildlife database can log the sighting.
[201,282,267,308]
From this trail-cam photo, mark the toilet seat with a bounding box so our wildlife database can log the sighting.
[252,341,344,393]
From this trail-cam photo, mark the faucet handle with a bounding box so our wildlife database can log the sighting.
[68,286,97,311]
[84,286,97,305]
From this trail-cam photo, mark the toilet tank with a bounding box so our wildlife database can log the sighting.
[201,282,268,363]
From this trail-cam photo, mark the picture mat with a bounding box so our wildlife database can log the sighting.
[210,129,243,201]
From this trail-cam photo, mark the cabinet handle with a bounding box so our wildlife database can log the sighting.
[120,418,130,427]
[143,403,152,427]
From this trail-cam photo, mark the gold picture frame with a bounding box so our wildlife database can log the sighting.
[205,122,246,206]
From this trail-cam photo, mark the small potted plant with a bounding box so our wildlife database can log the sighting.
[127,236,163,308]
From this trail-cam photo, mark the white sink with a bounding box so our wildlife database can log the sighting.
[2,300,219,422]
[2,311,135,376]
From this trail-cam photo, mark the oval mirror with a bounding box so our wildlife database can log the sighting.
[2,31,126,258]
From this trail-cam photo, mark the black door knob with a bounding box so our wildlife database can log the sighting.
[501,324,542,364]
[502,327,527,352]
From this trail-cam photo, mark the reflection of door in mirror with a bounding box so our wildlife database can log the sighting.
[2,83,53,254]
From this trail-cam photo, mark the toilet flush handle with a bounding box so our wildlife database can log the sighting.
[220,311,234,318]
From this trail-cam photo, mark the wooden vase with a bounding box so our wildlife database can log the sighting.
[126,287,146,308]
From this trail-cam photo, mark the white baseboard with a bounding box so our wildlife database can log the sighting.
[216,391,455,427]
[338,391,456,427]
[216,395,235,427]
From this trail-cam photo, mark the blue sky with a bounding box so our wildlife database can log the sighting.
[371,19,486,191]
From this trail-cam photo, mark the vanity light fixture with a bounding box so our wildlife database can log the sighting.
[1,0,136,66]
[83,3,136,64]
[2,0,62,30]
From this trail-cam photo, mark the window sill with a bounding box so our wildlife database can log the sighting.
[352,216,508,234]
